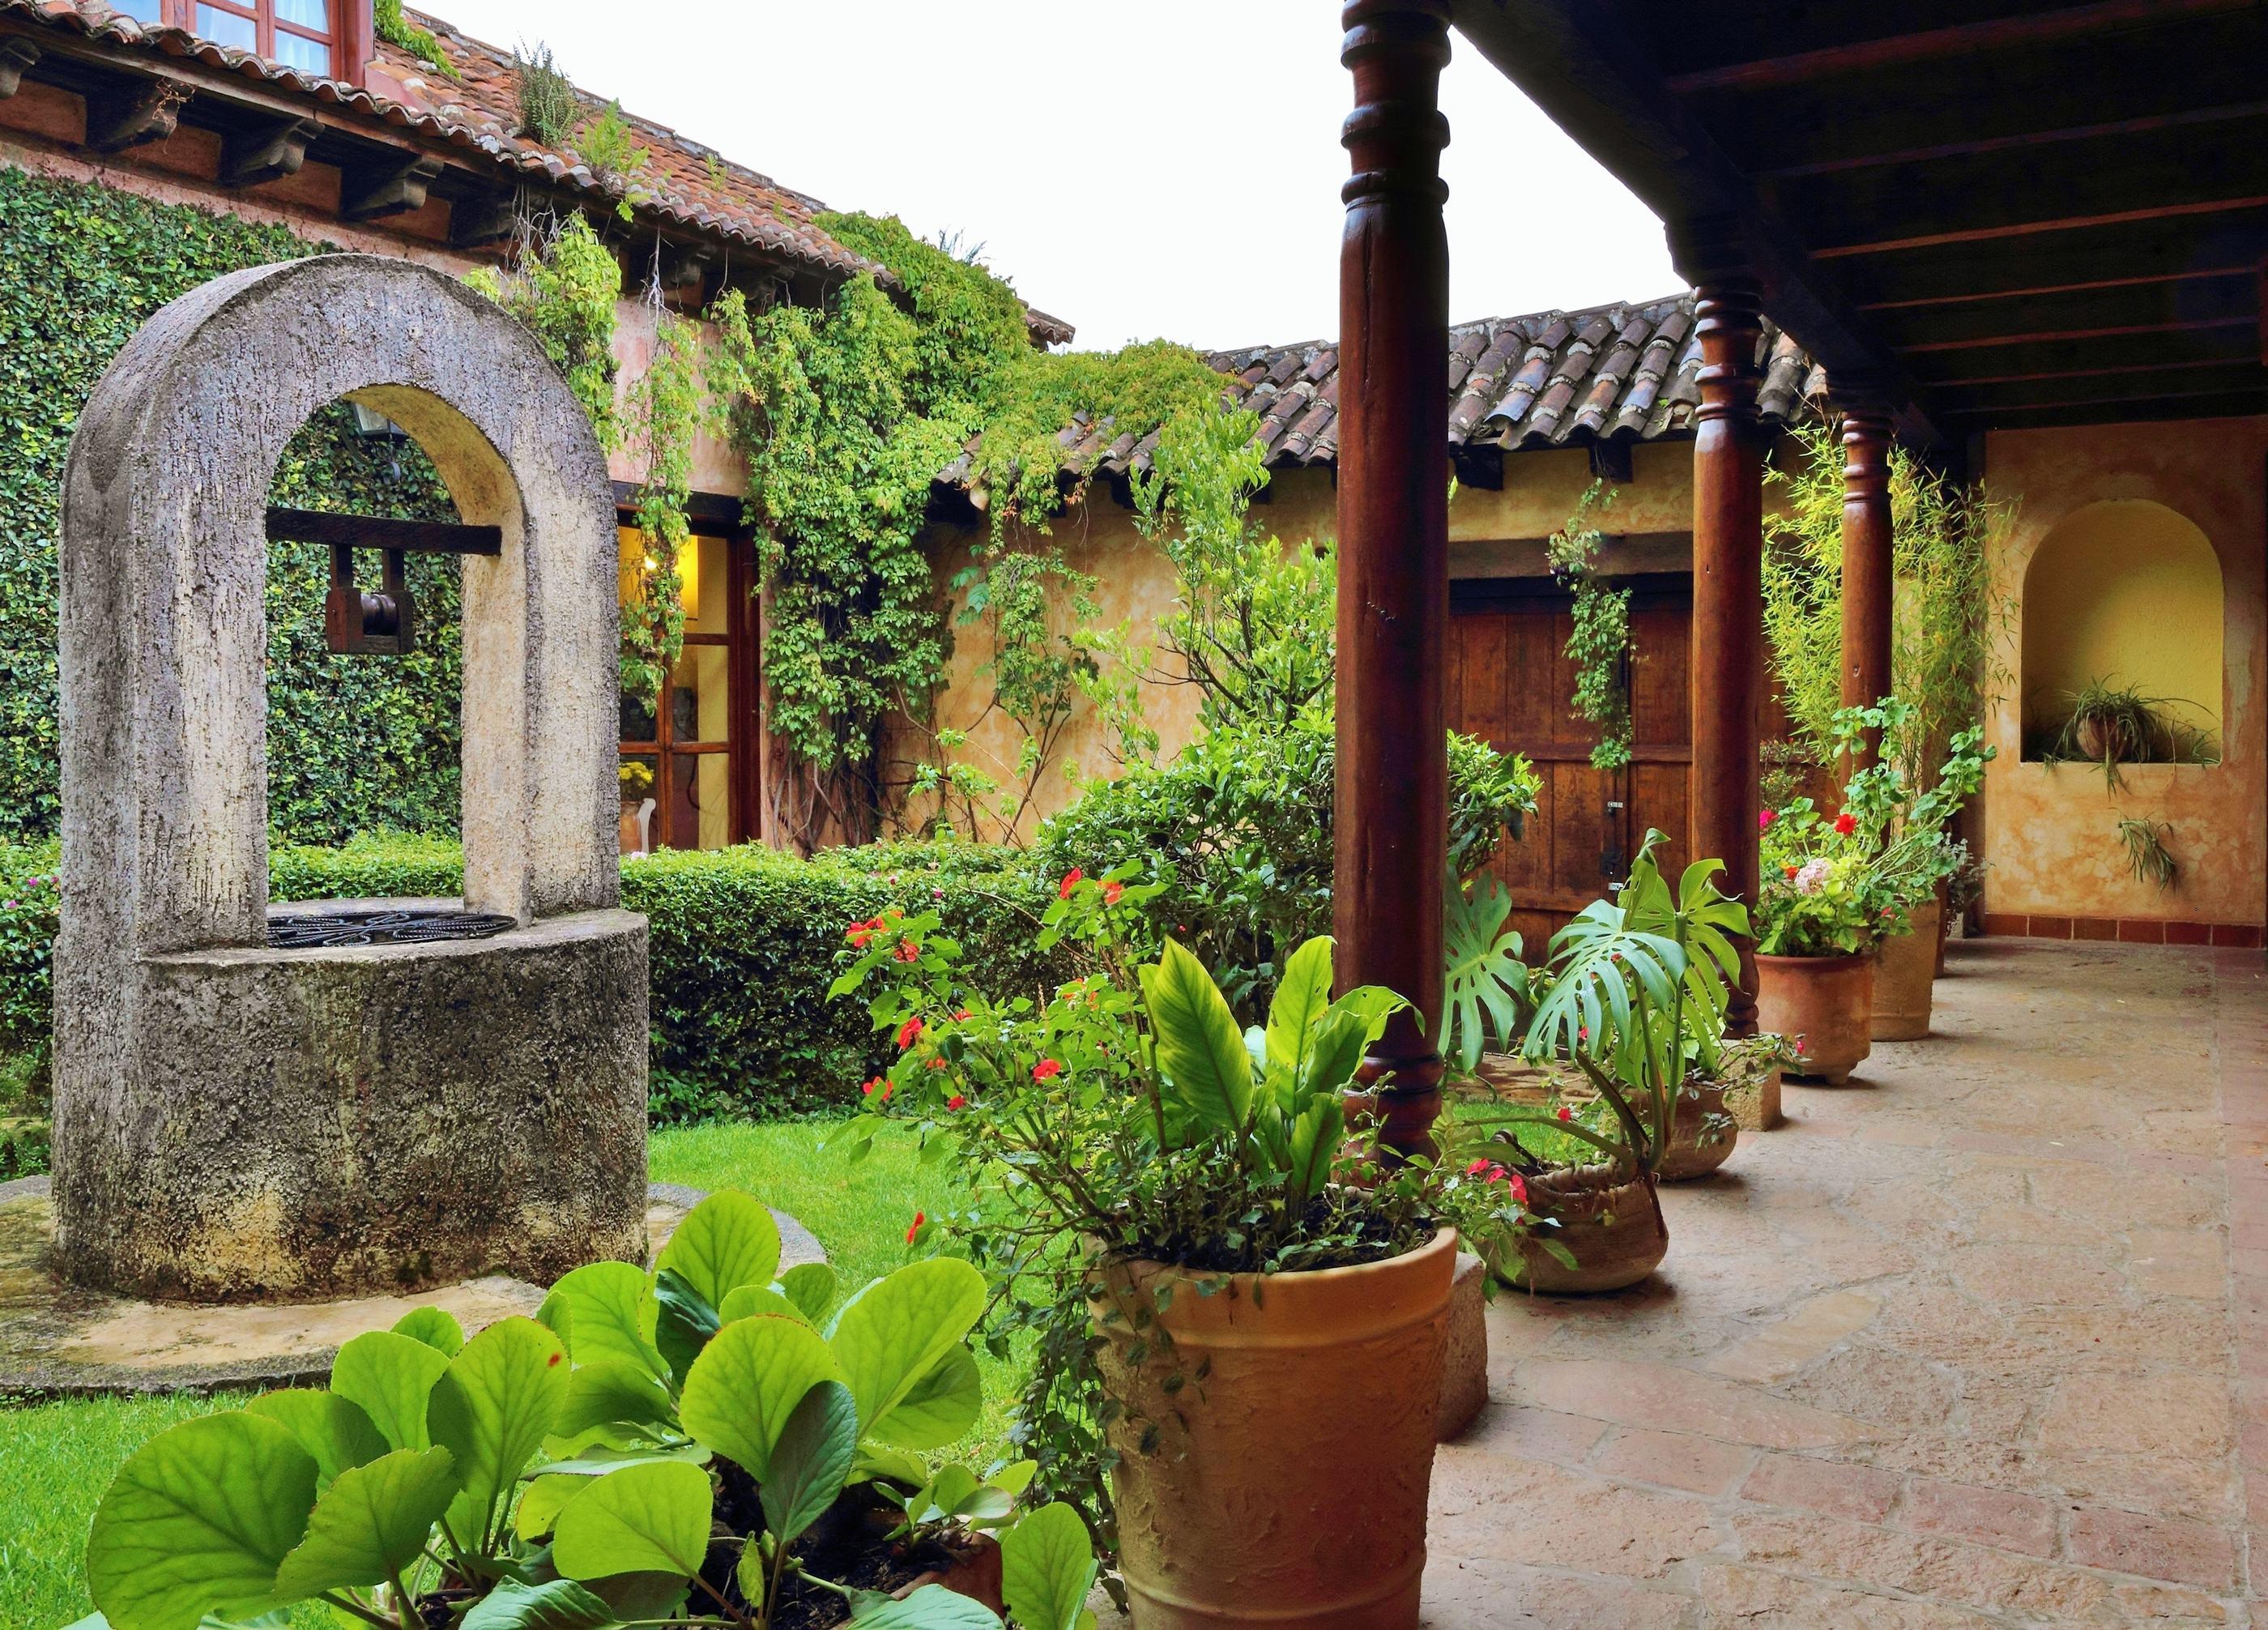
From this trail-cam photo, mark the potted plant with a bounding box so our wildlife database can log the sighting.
[1759,702,1992,1064]
[71,1190,1101,1630]
[1456,832,1744,1290]
[829,873,1541,1629]
[2044,676,2218,787]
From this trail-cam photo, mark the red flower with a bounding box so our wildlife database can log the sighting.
[859,1077,881,1097]
[893,940,920,962]
[927,1056,949,1070]
[1556,1105,1573,1123]
[1784,863,1800,880]
[1794,1037,1806,1055]
[1102,881,1124,906]
[1833,812,1857,836]
[947,1094,968,1112]
[879,1083,894,1103]
[1032,1058,1064,1081]
[1759,809,1776,831]
[1059,868,1084,899]
[897,1016,923,1050]
[1465,1158,1490,1177]
[952,1008,970,1022]
[906,1211,926,1244]
[1506,1170,1528,1205]
[846,918,878,947]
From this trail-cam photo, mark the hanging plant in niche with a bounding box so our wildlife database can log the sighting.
[1550,480,1633,772]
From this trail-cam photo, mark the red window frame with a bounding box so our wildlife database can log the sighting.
[163,0,369,83]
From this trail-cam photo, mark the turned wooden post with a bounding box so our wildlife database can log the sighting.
[1839,390,1895,771]
[1675,220,1766,1035]
[1337,0,1450,1156]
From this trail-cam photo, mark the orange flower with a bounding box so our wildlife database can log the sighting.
[906,1211,926,1244]
[1059,868,1084,898]
[893,940,920,962]
[1102,881,1124,906]
[897,1016,923,1050]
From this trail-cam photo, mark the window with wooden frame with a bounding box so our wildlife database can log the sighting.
[157,0,351,79]
[616,522,761,854]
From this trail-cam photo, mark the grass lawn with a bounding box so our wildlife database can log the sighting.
[0,1115,997,1630]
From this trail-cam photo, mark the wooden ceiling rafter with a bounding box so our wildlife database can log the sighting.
[1451,0,2268,433]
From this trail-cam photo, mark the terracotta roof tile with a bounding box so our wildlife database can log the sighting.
[1,1,1075,343]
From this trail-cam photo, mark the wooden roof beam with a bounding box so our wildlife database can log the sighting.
[1813,196,2268,261]
[1661,0,2251,95]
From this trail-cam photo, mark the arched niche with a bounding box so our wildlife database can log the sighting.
[2019,498,2224,754]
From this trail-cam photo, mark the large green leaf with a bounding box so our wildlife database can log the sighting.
[718,1284,811,1326]
[458,1577,621,1629]
[828,1258,987,1436]
[541,1261,665,1378]
[1441,873,1528,1072]
[1262,935,1334,1079]
[655,1190,782,1309]
[1296,1007,1371,1105]
[551,1459,712,1581]
[679,1314,845,1481]
[428,1316,569,1546]
[271,1446,458,1598]
[329,1330,450,1453]
[868,1345,982,1451]
[552,1359,674,1446]
[761,1380,858,1545]
[778,1261,838,1323]
[1138,937,1252,1133]
[85,1413,318,1630]
[391,1307,466,1358]
[514,1474,591,1542]
[1283,1094,1344,1213]
[1001,1502,1098,1630]
[242,1391,386,1491]
[849,1584,1004,1628]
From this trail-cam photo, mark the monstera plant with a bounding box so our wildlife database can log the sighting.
[69,1191,1098,1630]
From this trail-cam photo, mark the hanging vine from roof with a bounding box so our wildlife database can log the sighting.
[708,211,1226,847]
[468,211,698,706]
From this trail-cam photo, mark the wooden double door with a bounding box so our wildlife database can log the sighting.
[1450,574,1694,958]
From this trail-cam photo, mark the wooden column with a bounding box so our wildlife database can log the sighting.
[1337,0,1450,1156]
[1838,393,1896,769]
[1677,220,1766,1034]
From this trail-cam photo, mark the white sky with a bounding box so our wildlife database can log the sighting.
[420,0,1680,352]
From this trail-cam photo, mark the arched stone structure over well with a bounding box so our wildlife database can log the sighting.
[54,254,650,1302]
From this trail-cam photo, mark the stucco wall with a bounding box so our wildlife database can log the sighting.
[1981,416,2268,928]
[897,441,1708,843]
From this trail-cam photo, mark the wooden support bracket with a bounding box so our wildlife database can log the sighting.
[340,155,441,221]
[220,116,322,188]
[0,36,41,100]
[449,190,518,250]
[85,79,185,153]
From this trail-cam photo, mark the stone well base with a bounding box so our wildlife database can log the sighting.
[0,1179,822,1398]
[51,902,650,1303]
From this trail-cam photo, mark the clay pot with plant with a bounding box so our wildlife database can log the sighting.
[1456,831,1746,1292]
[830,873,1550,1629]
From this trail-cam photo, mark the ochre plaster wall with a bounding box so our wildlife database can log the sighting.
[896,442,1711,843]
[1981,416,2268,928]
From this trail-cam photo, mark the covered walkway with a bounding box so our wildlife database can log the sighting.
[1424,941,2268,1627]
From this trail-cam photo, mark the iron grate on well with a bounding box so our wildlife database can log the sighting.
[265,908,518,950]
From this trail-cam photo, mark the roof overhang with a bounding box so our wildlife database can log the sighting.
[1450,0,2268,442]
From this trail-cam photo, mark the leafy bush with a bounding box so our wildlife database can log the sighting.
[77,1188,1098,1630]
[1030,715,1538,1008]
[0,835,1051,1122]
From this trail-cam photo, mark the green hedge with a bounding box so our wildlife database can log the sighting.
[0,166,464,845]
[0,834,1053,1121]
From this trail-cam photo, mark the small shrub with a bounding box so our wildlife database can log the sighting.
[512,40,578,145]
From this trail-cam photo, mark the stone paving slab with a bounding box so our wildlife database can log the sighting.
[1416,941,2265,1628]
[0,1179,823,1399]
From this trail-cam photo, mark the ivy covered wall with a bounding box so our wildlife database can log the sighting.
[0,165,463,844]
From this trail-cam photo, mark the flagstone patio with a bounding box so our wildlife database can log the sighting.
[1421,938,2268,1628]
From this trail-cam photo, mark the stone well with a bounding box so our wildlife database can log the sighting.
[53,254,649,1303]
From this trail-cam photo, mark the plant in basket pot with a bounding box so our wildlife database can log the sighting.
[1758,699,1993,1075]
[1455,832,1746,1291]
[68,1190,1102,1630]
[829,868,1545,1630]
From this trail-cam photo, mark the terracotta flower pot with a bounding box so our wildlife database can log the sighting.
[1500,1163,1668,1293]
[1755,952,1874,1085]
[896,1532,1004,1613]
[1872,898,1941,1042]
[1656,1077,1737,1181]
[1096,1227,1459,1629]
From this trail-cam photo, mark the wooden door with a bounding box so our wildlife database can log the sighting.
[1450,574,1693,958]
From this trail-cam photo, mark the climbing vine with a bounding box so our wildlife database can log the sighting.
[707,211,1226,847]
[1550,481,1634,772]
[619,308,699,703]
[373,0,455,77]
[0,167,463,845]
[465,213,623,449]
